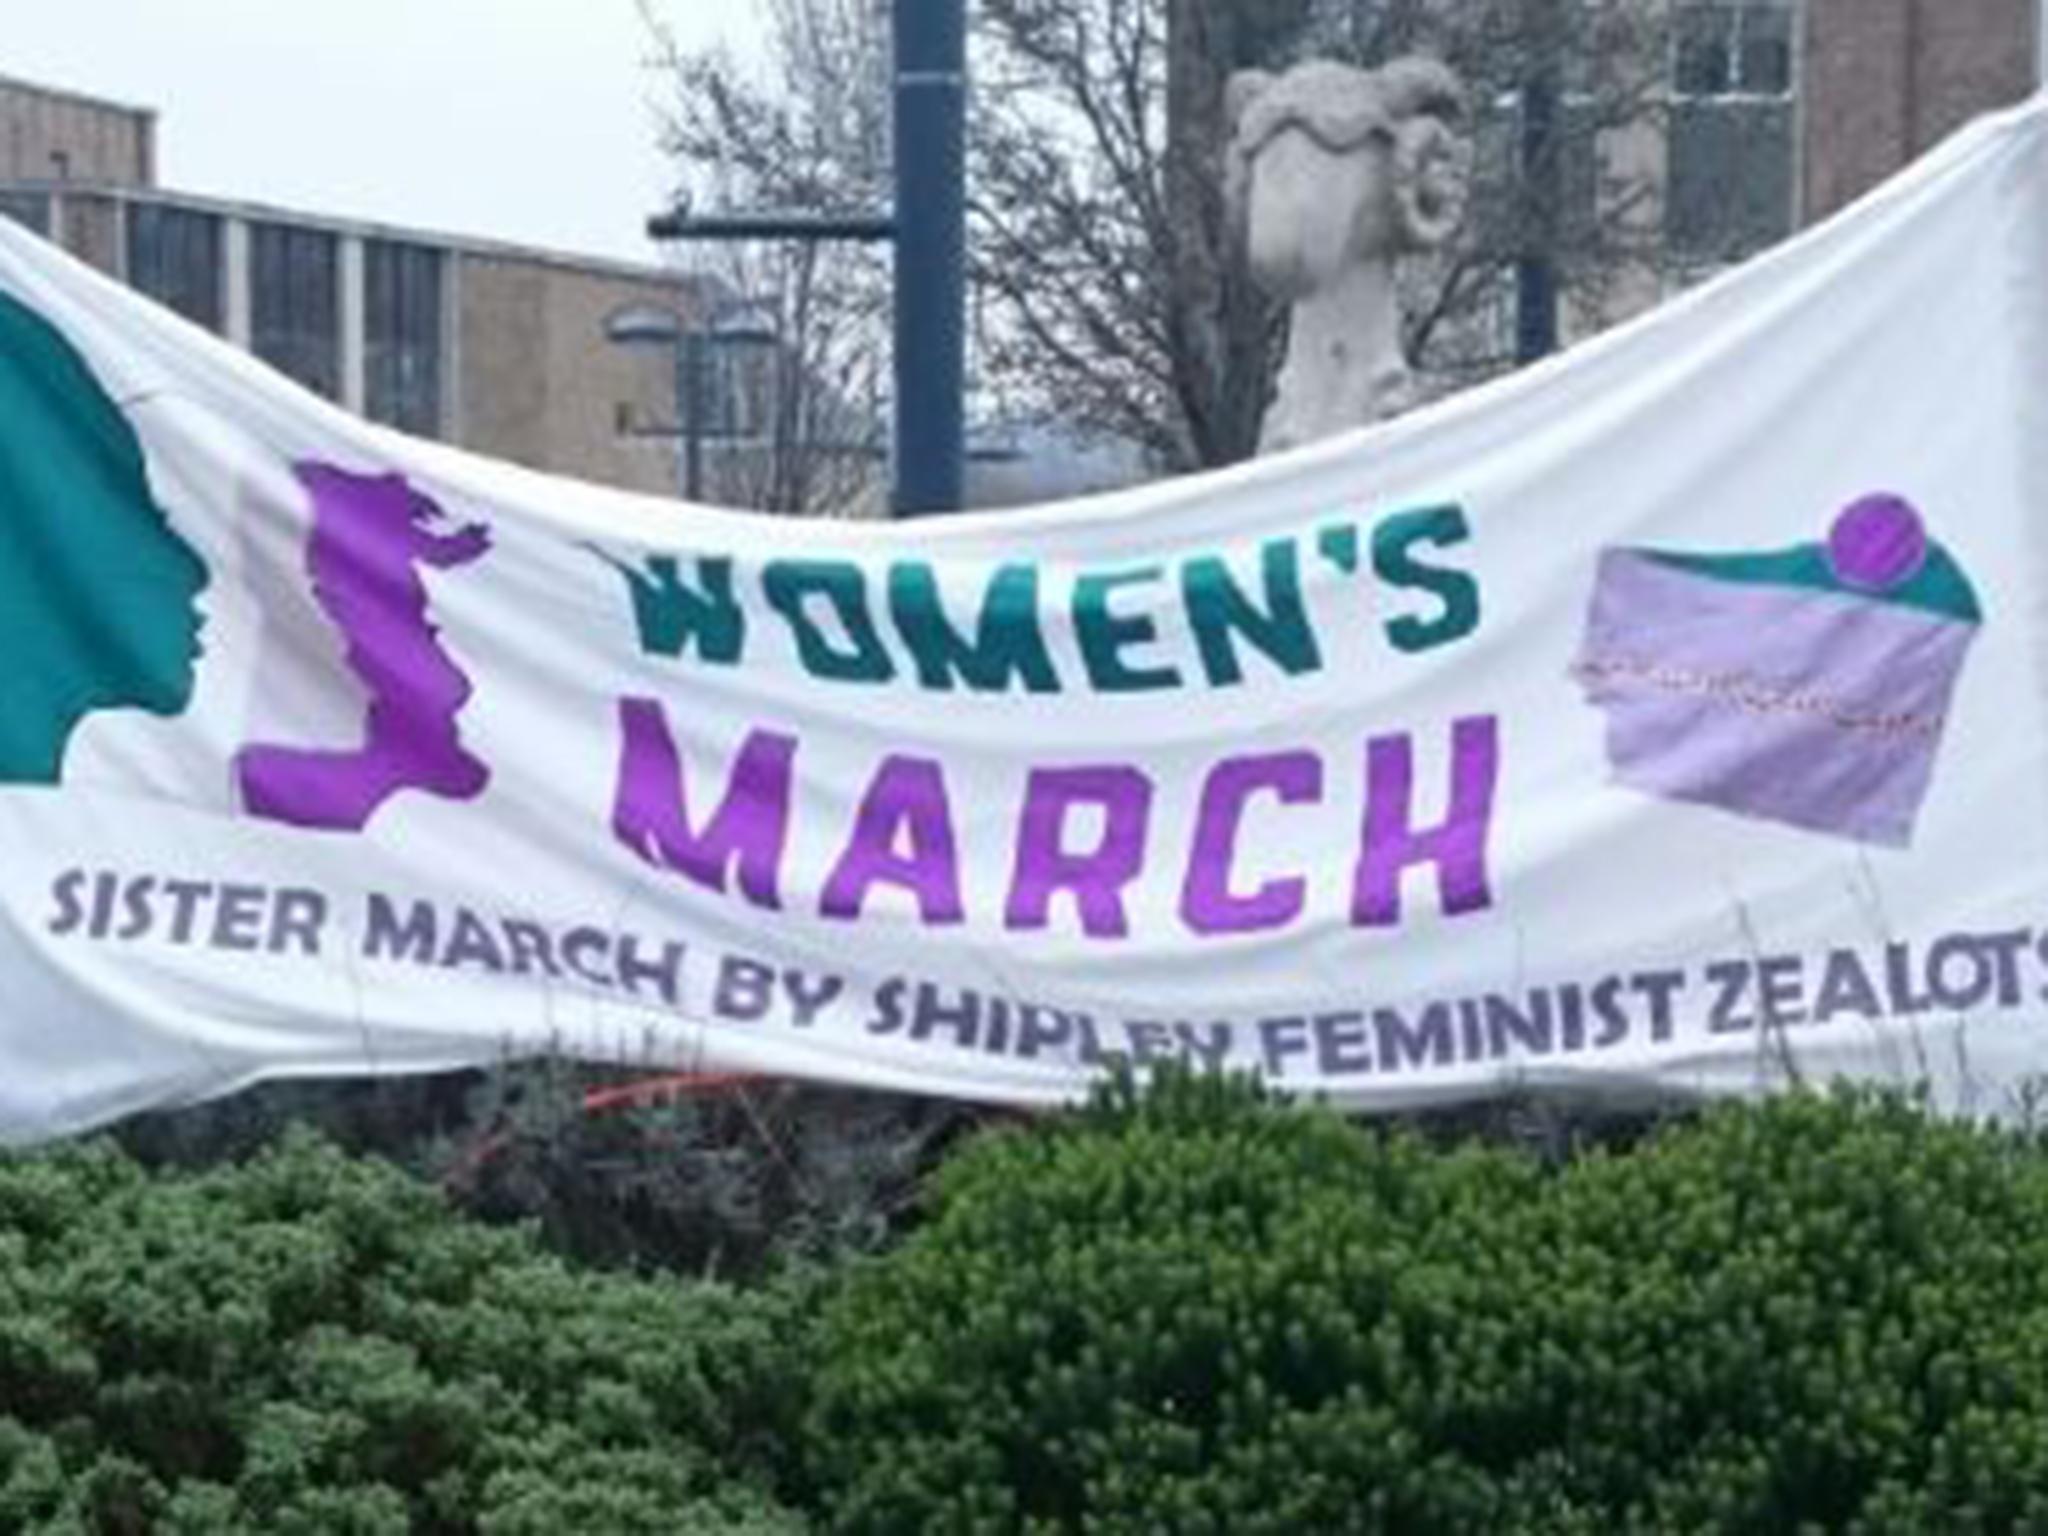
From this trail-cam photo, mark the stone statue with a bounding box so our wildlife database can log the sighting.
[1227,58,1471,455]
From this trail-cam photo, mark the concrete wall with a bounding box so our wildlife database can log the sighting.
[453,256,690,497]
[0,71,714,502]
[452,257,551,467]
[0,77,152,188]
[1803,0,2037,221]
[8,182,697,498]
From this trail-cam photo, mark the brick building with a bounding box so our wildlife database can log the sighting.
[1660,0,2039,258]
[0,72,711,498]
[1801,0,2042,221]
[1438,0,2043,369]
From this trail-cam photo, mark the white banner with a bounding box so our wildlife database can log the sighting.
[1,97,2044,1142]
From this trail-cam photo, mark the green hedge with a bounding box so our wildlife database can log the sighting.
[0,1132,808,1534]
[809,1073,2048,1534]
[21,1076,2048,1534]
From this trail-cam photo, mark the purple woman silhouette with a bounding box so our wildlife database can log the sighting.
[237,463,490,831]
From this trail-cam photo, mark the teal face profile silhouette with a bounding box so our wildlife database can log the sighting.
[0,290,206,784]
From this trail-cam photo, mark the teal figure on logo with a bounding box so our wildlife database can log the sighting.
[0,291,207,784]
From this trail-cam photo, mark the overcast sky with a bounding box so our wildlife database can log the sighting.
[5,0,763,265]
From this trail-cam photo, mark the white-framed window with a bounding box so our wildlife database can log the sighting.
[1673,2,1795,100]
[1667,0,1797,261]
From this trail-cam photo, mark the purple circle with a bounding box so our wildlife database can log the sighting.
[1828,493,1928,593]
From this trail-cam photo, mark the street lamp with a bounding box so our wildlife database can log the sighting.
[647,0,967,518]
[604,299,779,502]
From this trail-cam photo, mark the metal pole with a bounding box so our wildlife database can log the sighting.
[1515,26,1561,365]
[892,0,968,517]
[2037,0,2046,93]
[682,329,707,502]
[648,212,895,243]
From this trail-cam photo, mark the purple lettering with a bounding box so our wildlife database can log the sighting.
[1352,715,1499,928]
[820,756,964,925]
[1181,752,1323,935]
[616,938,686,1007]
[1006,767,1154,939]
[561,927,613,989]
[613,699,795,910]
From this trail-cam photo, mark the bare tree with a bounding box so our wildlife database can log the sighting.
[977,0,1678,440]
[1320,0,1676,389]
[970,0,1311,470]
[643,0,892,515]
[647,0,1678,492]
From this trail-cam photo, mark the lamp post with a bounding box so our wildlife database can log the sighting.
[604,300,779,503]
[647,0,968,518]
[890,0,967,516]
[1515,0,1564,364]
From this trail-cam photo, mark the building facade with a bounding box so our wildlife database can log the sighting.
[2,15,2040,503]
[1441,0,2041,372]
[1802,0,2042,221]
[0,71,152,192]
[1661,0,2038,261]
[0,74,708,498]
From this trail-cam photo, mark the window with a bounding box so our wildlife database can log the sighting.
[702,344,778,444]
[1737,6,1794,96]
[1674,3,1793,99]
[1667,101,1795,258]
[126,204,224,331]
[250,222,341,399]
[0,192,51,238]
[1667,1,1795,261]
[365,240,445,436]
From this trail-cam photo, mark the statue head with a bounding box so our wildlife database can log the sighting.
[0,290,208,785]
[1227,58,1469,302]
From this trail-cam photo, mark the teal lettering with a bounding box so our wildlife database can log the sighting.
[1318,523,1361,574]
[889,562,1060,694]
[617,556,745,663]
[1373,505,1480,654]
[763,560,897,684]
[1183,539,1322,687]
[1074,567,1180,693]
